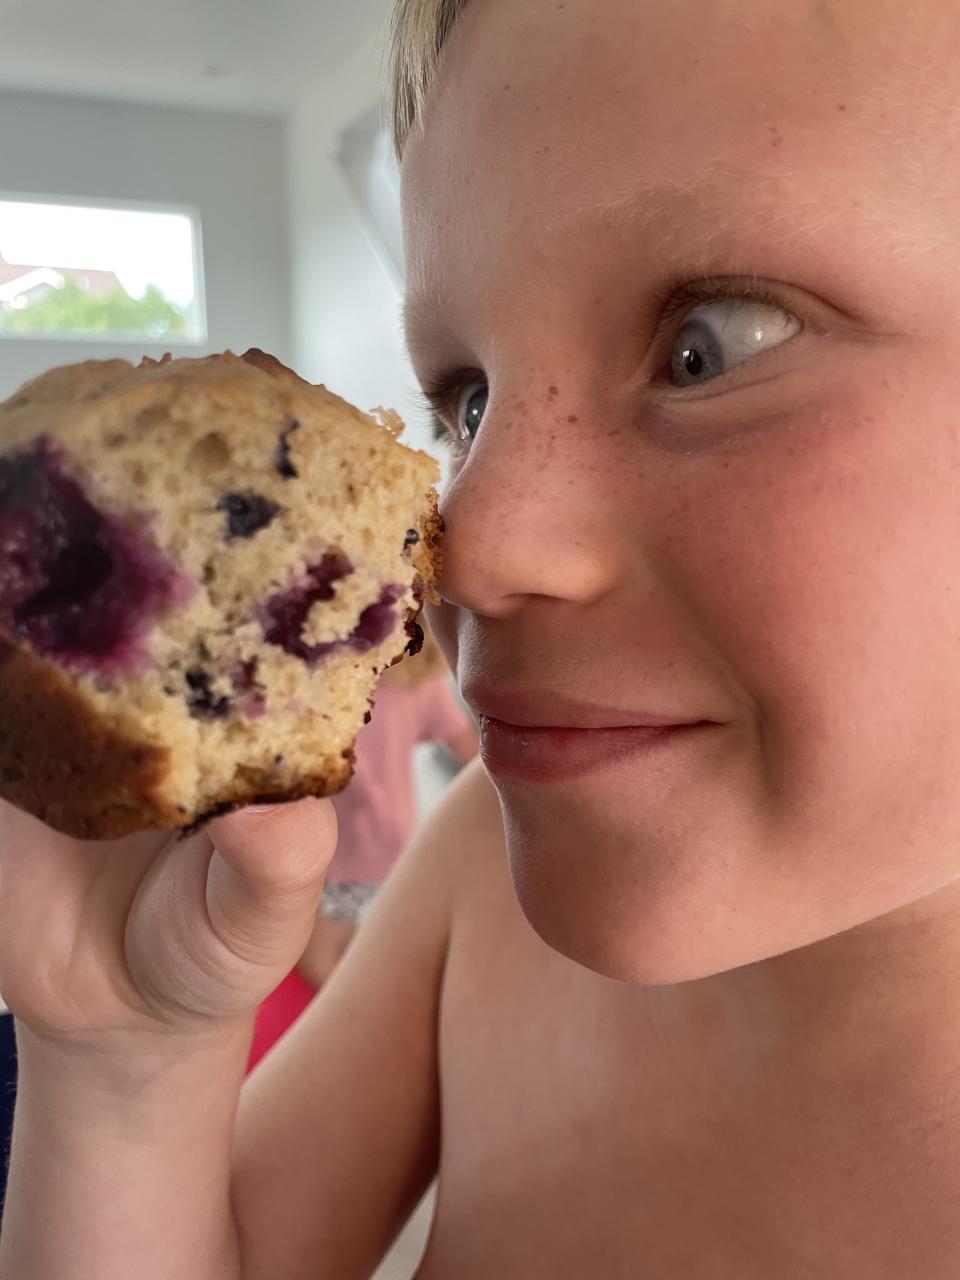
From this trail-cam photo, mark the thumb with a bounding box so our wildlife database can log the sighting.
[206,798,338,968]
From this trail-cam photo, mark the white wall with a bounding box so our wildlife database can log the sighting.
[0,89,291,399]
[286,35,436,456]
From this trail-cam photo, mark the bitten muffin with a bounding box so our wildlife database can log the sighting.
[0,349,441,838]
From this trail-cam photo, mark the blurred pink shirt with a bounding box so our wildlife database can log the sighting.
[326,678,473,885]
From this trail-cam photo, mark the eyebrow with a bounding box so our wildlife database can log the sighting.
[401,161,892,365]
[402,289,454,371]
[401,166,759,362]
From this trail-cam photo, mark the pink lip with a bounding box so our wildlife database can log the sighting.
[479,717,713,783]
[463,684,709,731]
[464,685,716,784]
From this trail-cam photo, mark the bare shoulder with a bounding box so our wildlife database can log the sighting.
[230,760,506,1280]
[428,756,503,853]
[377,756,508,914]
[423,758,516,915]
[363,757,505,925]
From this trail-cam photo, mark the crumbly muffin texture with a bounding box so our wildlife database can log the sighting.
[0,349,441,838]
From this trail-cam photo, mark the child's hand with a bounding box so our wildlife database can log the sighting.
[0,798,337,1049]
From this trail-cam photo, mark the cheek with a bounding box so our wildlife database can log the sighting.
[664,399,960,827]
[499,398,960,983]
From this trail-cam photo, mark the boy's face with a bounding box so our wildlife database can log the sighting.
[402,0,960,981]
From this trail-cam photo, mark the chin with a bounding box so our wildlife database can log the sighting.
[508,861,732,985]
[498,787,812,986]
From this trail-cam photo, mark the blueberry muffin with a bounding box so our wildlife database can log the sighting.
[0,349,441,838]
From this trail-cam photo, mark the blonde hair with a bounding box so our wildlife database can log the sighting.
[389,0,473,156]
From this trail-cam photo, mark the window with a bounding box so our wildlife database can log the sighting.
[0,197,205,342]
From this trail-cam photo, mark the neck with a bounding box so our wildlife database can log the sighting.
[663,880,960,1144]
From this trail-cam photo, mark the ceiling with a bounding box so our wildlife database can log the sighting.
[0,0,392,116]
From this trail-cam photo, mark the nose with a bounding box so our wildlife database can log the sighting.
[437,402,621,617]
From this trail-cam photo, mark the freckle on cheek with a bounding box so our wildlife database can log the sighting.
[548,386,559,398]
[568,415,579,424]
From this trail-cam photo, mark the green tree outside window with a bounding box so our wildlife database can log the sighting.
[0,279,188,337]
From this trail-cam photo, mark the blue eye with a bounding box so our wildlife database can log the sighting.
[456,382,488,440]
[671,299,801,388]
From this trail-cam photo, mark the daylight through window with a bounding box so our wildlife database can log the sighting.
[0,198,205,342]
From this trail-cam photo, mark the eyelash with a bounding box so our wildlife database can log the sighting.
[419,277,796,445]
[414,372,480,446]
